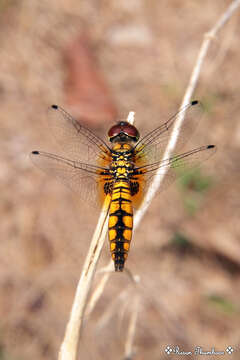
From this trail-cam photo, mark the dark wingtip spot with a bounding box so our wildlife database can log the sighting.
[32,151,39,155]
[51,104,58,109]
[207,145,215,149]
[191,100,198,106]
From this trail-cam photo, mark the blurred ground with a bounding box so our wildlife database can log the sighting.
[0,1,240,359]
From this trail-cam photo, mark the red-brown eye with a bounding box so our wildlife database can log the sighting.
[108,121,140,142]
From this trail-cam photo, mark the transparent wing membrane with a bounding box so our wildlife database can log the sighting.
[30,150,110,207]
[134,101,204,164]
[135,144,216,196]
[47,105,110,164]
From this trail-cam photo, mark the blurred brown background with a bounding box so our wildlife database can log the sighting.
[0,1,240,359]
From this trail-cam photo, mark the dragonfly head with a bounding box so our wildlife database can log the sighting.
[108,121,140,143]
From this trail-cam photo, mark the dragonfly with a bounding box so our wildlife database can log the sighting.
[31,101,216,271]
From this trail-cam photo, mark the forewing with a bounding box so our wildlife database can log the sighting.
[30,151,111,207]
[134,101,204,165]
[47,105,111,164]
[134,145,216,200]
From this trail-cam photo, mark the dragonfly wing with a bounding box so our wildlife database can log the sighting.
[134,101,204,165]
[30,151,111,207]
[47,105,111,165]
[134,144,216,198]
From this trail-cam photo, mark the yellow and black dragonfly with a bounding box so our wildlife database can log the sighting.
[31,101,216,271]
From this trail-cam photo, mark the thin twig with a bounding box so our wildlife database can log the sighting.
[134,0,240,228]
[86,262,113,316]
[127,111,135,125]
[96,288,130,331]
[123,295,140,360]
[58,195,110,360]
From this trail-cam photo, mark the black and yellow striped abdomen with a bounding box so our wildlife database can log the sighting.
[108,180,133,272]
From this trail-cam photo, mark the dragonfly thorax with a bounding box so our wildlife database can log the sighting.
[109,145,134,180]
[110,143,134,164]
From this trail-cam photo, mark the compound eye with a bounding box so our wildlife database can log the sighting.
[108,121,140,141]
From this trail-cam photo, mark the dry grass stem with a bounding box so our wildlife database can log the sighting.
[127,111,135,125]
[87,263,139,319]
[58,2,240,359]
[58,195,111,360]
[86,262,113,316]
[123,295,140,360]
[96,288,130,330]
[133,0,240,228]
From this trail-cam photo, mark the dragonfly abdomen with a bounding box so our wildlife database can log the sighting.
[109,180,133,271]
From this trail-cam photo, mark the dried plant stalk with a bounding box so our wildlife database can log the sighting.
[85,261,113,316]
[58,195,110,360]
[58,1,240,359]
[124,295,140,360]
[134,0,240,227]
